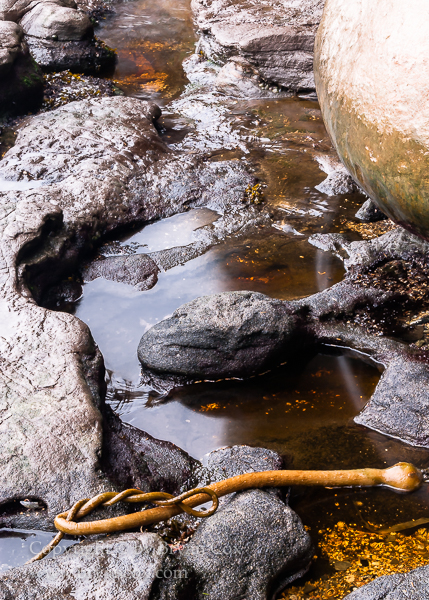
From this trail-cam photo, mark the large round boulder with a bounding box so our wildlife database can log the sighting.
[314,0,429,239]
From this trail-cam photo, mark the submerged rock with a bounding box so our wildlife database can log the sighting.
[0,21,44,116]
[344,566,429,600]
[83,253,160,291]
[191,0,325,93]
[137,291,300,380]
[315,0,429,239]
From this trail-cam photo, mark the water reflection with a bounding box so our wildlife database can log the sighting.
[75,229,344,382]
[108,352,380,460]
[97,0,196,102]
[0,529,77,574]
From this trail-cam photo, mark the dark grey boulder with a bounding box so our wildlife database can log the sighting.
[204,445,283,481]
[102,406,199,495]
[355,358,429,448]
[137,291,300,380]
[83,253,160,291]
[0,21,43,117]
[181,489,313,600]
[0,533,168,600]
[25,35,116,74]
[344,566,429,600]
[355,199,388,223]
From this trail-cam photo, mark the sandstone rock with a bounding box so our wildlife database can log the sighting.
[137,291,300,380]
[0,19,25,75]
[0,21,43,116]
[0,533,169,600]
[82,253,160,291]
[181,489,313,600]
[19,2,93,41]
[315,0,429,239]
[192,0,325,92]
[344,566,429,600]
[0,0,108,73]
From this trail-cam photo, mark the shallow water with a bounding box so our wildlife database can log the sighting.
[3,0,429,588]
[75,0,429,540]
[0,529,77,574]
[97,0,196,103]
[109,351,380,459]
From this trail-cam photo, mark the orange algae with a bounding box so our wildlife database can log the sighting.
[280,522,429,599]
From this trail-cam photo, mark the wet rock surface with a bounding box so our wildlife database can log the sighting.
[138,226,429,449]
[355,199,387,223]
[0,95,256,531]
[102,406,199,494]
[192,0,325,93]
[42,70,121,110]
[204,445,284,481]
[0,21,44,116]
[83,253,160,290]
[0,0,116,74]
[138,291,301,382]
[0,443,312,600]
[181,490,312,600]
[0,533,168,600]
[344,566,429,600]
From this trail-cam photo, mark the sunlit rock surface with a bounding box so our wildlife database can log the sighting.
[0,0,114,73]
[315,0,429,239]
[191,0,324,92]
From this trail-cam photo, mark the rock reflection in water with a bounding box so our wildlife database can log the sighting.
[75,223,344,382]
[0,529,77,574]
[97,0,195,101]
[108,352,379,459]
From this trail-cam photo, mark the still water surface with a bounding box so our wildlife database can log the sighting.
[2,0,429,589]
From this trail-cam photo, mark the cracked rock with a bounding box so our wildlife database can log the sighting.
[192,0,325,92]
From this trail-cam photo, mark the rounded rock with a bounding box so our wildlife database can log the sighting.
[315,0,429,239]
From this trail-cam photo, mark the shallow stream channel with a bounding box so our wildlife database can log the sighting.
[2,0,429,597]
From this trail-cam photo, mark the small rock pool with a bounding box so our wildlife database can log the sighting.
[3,0,429,596]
